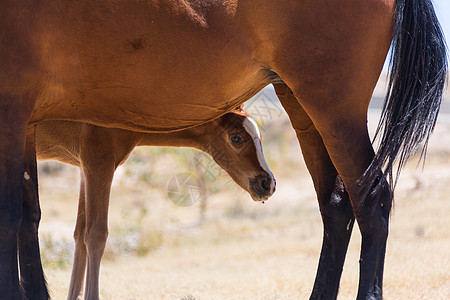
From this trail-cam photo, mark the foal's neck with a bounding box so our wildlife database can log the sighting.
[137,123,207,150]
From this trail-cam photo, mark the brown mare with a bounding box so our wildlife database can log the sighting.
[35,108,274,300]
[0,0,447,299]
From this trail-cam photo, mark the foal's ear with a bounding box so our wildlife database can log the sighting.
[234,104,245,112]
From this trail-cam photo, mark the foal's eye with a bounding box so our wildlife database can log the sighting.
[229,135,243,145]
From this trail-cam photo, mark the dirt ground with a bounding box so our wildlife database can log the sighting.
[38,88,450,299]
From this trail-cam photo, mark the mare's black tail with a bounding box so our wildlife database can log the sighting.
[362,0,448,193]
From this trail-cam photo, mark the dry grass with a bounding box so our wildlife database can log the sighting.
[38,97,450,299]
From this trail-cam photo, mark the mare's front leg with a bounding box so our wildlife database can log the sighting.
[79,124,116,300]
[0,95,39,298]
[67,174,88,300]
[274,83,354,299]
[18,125,49,300]
[0,124,26,299]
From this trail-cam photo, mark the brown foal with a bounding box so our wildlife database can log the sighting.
[36,108,275,300]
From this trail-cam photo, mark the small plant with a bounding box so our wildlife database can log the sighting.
[136,229,164,256]
[40,233,73,270]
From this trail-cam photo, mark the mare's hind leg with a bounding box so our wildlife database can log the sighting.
[67,174,87,300]
[274,83,354,299]
[18,125,49,300]
[79,124,116,300]
[284,84,392,300]
[270,4,393,297]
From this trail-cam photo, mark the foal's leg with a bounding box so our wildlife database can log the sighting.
[18,126,49,300]
[79,124,116,300]
[274,83,354,299]
[67,174,87,300]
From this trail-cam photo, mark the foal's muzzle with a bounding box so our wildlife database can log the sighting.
[249,174,276,201]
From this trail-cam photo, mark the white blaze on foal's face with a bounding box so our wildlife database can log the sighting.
[242,117,273,178]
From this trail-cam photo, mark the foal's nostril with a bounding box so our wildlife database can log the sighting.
[261,178,271,192]
[250,174,275,199]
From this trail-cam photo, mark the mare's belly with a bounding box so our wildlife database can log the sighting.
[31,0,268,132]
[34,70,268,132]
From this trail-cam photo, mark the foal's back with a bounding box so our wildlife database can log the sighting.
[36,121,141,167]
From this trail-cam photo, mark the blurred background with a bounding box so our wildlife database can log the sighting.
[39,3,450,299]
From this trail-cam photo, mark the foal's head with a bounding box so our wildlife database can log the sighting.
[201,107,276,201]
